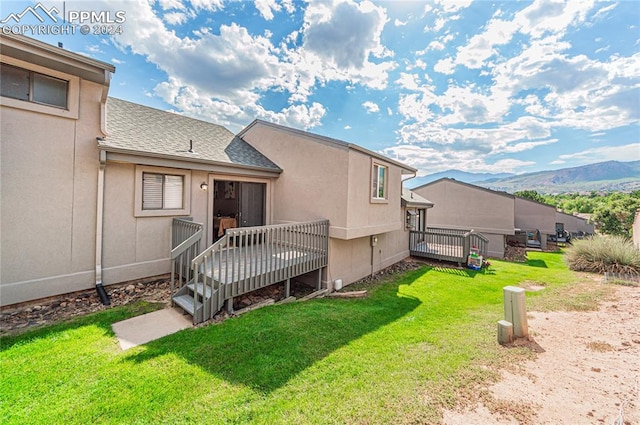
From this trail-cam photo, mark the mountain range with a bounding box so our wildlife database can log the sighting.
[410,160,640,194]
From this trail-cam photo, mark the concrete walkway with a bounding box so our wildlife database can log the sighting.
[112,308,192,350]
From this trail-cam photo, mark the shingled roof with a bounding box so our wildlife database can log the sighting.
[101,98,281,172]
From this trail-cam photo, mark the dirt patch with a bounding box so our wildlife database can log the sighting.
[443,284,640,424]
[504,245,528,263]
[0,277,172,336]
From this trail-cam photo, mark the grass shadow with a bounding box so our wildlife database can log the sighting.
[124,273,424,394]
[526,259,548,268]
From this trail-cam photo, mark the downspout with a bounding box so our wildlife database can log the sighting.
[95,71,111,306]
[95,149,110,305]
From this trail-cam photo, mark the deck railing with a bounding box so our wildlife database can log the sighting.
[170,218,204,299]
[191,220,329,321]
[410,227,488,265]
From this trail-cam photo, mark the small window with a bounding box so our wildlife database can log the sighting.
[372,163,387,200]
[135,166,191,217]
[142,173,184,210]
[1,64,68,109]
[406,210,417,229]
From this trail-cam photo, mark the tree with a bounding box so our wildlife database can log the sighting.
[591,195,640,237]
[514,190,546,204]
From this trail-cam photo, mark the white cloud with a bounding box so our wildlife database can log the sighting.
[381,144,535,175]
[426,40,445,51]
[303,0,390,69]
[592,3,617,20]
[86,44,102,53]
[159,0,185,10]
[188,0,224,11]
[362,101,379,113]
[553,143,640,164]
[433,57,455,74]
[434,0,473,14]
[111,58,125,64]
[394,18,407,26]
[255,0,280,21]
[164,11,189,25]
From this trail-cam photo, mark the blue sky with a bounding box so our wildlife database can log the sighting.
[2,0,639,176]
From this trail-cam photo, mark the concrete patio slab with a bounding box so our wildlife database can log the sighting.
[112,308,192,350]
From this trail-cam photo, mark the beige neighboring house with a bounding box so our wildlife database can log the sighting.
[514,197,557,249]
[1,34,115,306]
[412,178,515,258]
[1,34,432,310]
[633,209,640,248]
[555,211,594,238]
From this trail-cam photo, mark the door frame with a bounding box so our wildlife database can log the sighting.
[206,173,273,247]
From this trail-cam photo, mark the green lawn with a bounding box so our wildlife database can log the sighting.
[0,252,609,424]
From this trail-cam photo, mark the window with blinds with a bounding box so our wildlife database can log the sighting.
[142,173,184,210]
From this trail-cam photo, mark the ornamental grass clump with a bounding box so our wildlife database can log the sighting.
[565,235,640,275]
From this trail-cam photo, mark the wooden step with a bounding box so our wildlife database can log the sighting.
[187,282,213,299]
[173,294,202,316]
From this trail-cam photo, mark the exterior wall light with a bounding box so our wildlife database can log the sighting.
[200,182,208,190]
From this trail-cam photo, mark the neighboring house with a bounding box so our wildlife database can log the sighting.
[412,178,515,258]
[514,197,556,249]
[1,33,115,306]
[555,211,594,238]
[1,34,431,309]
[633,209,640,248]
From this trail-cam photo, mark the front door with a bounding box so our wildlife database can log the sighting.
[238,182,265,227]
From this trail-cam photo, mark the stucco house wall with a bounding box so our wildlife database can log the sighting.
[514,197,556,249]
[412,179,514,258]
[239,121,417,287]
[0,34,114,306]
[101,163,208,284]
[556,211,580,234]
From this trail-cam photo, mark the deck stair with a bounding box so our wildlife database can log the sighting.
[170,219,329,324]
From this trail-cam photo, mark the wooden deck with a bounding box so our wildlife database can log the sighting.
[171,220,329,323]
[201,241,326,292]
[410,228,488,265]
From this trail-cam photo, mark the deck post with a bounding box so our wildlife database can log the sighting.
[225,297,234,315]
[285,278,291,298]
[316,268,323,290]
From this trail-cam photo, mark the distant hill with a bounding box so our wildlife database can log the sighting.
[408,160,640,193]
[410,170,515,188]
[482,160,640,193]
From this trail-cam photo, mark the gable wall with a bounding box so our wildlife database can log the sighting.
[514,197,556,235]
[413,180,515,234]
[240,125,350,232]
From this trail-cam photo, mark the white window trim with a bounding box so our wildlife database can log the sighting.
[134,165,191,217]
[371,161,389,204]
[0,56,79,119]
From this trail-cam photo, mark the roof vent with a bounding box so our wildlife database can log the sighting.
[188,139,194,154]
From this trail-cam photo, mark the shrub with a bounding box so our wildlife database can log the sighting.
[565,235,640,275]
